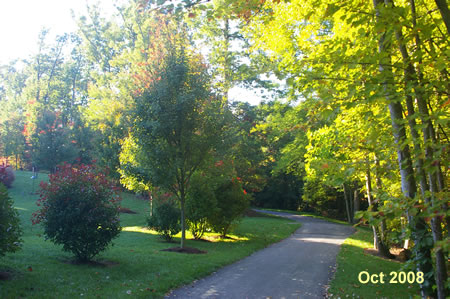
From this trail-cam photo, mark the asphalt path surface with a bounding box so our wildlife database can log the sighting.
[166,210,355,299]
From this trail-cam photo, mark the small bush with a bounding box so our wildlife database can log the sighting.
[148,194,180,242]
[209,178,250,237]
[185,173,218,240]
[0,166,15,188]
[32,163,121,262]
[190,160,250,238]
[0,183,22,257]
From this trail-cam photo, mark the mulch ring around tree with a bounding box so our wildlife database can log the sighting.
[118,207,138,214]
[161,247,207,254]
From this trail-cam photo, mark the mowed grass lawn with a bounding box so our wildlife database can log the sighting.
[329,228,421,299]
[1,171,301,298]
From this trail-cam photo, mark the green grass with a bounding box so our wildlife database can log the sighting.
[329,228,421,298]
[1,171,301,298]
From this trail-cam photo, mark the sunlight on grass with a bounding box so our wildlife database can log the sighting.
[194,233,249,242]
[122,226,158,235]
[122,226,250,242]
[343,233,372,249]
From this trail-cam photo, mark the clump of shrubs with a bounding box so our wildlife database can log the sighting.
[185,160,250,239]
[0,183,22,257]
[32,163,121,262]
[147,159,250,241]
[147,192,180,242]
[0,165,15,188]
[185,173,218,240]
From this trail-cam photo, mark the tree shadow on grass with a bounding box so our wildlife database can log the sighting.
[118,207,138,214]
[59,258,120,267]
[0,266,22,281]
[161,247,207,254]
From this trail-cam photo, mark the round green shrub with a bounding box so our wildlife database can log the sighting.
[209,178,250,237]
[148,194,180,242]
[0,183,22,257]
[32,163,121,262]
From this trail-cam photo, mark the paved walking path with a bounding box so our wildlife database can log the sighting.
[166,210,355,298]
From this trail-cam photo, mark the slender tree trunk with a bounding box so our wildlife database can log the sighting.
[434,0,450,34]
[349,187,354,223]
[148,190,153,217]
[365,164,379,249]
[342,184,352,224]
[43,39,65,104]
[353,189,360,218]
[374,156,389,245]
[222,17,231,104]
[372,0,435,296]
[180,197,185,249]
[365,160,392,258]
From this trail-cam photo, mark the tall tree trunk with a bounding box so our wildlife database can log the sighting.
[365,163,378,249]
[353,189,360,218]
[349,187,354,223]
[365,160,392,257]
[342,184,352,224]
[43,38,65,104]
[222,17,231,104]
[372,0,435,296]
[434,0,450,34]
[374,156,389,246]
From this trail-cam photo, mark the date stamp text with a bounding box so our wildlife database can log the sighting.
[358,271,424,284]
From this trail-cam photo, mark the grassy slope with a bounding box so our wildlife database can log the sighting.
[258,208,421,298]
[1,171,301,298]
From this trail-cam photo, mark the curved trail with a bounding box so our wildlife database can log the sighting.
[166,210,355,298]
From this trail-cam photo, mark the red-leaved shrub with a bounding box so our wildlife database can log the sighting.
[32,163,121,261]
[0,165,15,188]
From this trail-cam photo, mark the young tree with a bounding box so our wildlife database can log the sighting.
[120,16,225,248]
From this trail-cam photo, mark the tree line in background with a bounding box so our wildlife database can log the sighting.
[0,0,448,297]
